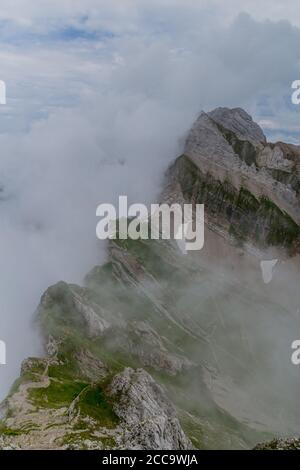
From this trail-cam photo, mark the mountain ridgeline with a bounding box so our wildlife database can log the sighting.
[1,108,300,450]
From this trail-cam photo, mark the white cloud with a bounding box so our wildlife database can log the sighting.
[0,1,299,31]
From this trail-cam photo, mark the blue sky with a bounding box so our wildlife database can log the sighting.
[0,1,298,140]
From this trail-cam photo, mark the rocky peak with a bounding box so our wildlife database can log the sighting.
[208,107,266,145]
[168,106,300,253]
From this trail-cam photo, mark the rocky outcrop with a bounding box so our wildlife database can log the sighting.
[110,368,192,450]
[39,281,111,339]
[164,107,300,254]
[208,107,266,145]
[0,281,192,450]
[254,438,300,450]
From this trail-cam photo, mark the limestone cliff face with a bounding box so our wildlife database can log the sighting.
[1,107,300,450]
[164,107,300,254]
[109,368,192,450]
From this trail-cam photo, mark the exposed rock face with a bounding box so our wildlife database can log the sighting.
[164,107,300,253]
[208,107,266,145]
[74,349,108,383]
[254,438,300,450]
[110,368,192,450]
[39,281,111,338]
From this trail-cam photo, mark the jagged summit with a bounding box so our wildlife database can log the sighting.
[207,107,266,145]
[166,106,300,252]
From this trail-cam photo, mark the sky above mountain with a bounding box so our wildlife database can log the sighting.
[0,0,299,139]
[0,0,300,398]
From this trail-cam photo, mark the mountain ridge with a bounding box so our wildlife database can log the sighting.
[1,107,300,450]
